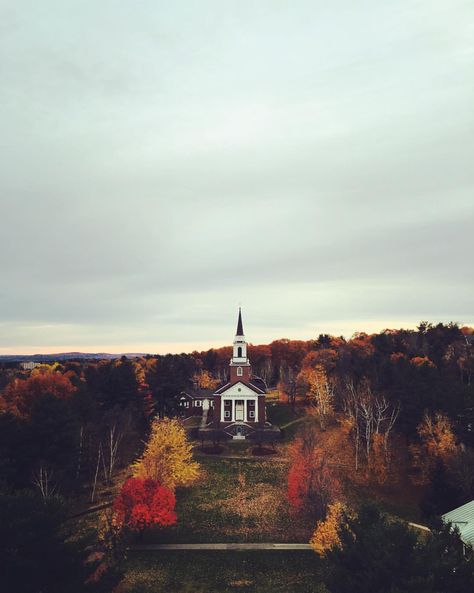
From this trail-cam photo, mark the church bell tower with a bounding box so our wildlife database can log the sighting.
[229,308,251,382]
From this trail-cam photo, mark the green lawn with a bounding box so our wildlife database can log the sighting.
[140,457,312,544]
[266,402,300,426]
[123,551,327,593]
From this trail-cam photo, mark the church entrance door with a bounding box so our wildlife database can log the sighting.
[235,400,244,421]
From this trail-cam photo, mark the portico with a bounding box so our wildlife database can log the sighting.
[220,395,258,423]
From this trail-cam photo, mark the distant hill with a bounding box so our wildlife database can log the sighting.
[0,352,150,362]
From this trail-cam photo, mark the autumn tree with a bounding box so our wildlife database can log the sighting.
[343,379,399,480]
[304,365,335,429]
[113,477,176,532]
[1,369,76,419]
[287,424,341,519]
[132,417,200,489]
[192,370,219,390]
[310,501,346,554]
[410,412,457,486]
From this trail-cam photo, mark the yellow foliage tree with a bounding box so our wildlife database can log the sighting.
[132,418,200,490]
[193,370,219,390]
[410,412,457,485]
[310,501,345,555]
[306,365,334,429]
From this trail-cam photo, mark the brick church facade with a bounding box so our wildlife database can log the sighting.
[213,308,266,431]
[179,309,267,437]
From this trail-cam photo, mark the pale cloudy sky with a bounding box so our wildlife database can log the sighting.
[1,1,473,354]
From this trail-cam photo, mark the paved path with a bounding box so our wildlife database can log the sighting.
[195,453,287,462]
[280,417,306,430]
[408,521,431,532]
[132,543,311,551]
[200,408,209,429]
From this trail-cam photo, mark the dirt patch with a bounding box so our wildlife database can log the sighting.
[202,445,224,455]
[252,447,276,456]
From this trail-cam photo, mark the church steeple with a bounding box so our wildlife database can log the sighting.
[230,308,251,382]
[236,307,244,336]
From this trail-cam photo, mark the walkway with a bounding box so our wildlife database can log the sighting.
[194,452,287,462]
[132,543,311,551]
[280,416,306,430]
[200,407,209,429]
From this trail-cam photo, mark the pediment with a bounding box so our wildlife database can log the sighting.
[218,381,261,397]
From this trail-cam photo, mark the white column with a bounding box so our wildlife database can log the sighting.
[231,399,235,422]
[254,397,258,422]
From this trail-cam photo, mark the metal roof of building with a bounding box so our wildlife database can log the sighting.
[442,500,474,548]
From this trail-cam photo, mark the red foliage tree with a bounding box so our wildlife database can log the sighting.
[287,428,342,520]
[113,477,177,532]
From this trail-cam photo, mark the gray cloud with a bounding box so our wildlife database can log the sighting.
[1,0,473,352]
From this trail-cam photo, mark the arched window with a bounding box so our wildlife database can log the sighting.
[237,346,242,357]
[237,366,243,376]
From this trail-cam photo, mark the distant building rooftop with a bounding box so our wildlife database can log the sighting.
[442,500,474,549]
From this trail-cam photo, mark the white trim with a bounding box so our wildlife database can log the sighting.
[218,382,260,397]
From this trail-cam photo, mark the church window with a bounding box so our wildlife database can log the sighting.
[249,411,255,418]
[237,367,243,376]
[225,411,231,419]
[195,400,201,407]
[237,346,242,357]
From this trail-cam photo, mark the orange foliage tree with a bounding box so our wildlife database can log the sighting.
[0,369,76,418]
[410,356,436,369]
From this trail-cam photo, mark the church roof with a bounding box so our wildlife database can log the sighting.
[236,307,244,336]
[180,386,214,399]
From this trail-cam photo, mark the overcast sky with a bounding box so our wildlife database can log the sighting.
[1,1,473,354]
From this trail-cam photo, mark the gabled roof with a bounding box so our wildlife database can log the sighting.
[180,386,214,399]
[442,499,474,548]
[214,379,265,395]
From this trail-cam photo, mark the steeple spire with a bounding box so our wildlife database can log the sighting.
[236,307,244,336]
[230,307,250,381]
